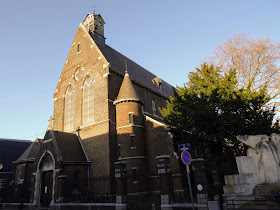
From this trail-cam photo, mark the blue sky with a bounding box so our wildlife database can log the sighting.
[1,0,280,140]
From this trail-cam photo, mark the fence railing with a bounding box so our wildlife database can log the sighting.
[63,176,116,203]
[205,165,238,201]
[126,173,161,210]
[125,171,197,209]
[0,185,30,203]
[6,164,276,210]
[62,171,197,207]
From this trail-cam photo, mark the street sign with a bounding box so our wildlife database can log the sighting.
[181,150,192,165]
[178,143,191,152]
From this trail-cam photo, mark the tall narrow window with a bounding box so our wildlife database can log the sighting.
[17,168,22,183]
[130,134,136,149]
[64,85,74,131]
[132,168,138,183]
[129,113,134,124]
[118,144,121,158]
[73,170,80,189]
[152,100,156,116]
[77,43,81,53]
[83,76,94,124]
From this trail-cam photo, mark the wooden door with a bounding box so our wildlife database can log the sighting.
[40,171,53,207]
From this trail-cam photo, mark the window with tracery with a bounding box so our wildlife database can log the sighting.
[83,76,94,124]
[64,85,74,130]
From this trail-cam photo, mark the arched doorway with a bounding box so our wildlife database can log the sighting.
[39,154,54,207]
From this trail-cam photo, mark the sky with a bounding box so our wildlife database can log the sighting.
[1,0,280,140]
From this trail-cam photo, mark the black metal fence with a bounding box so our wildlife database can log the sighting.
[172,172,196,203]
[125,171,196,209]
[126,173,161,210]
[7,164,278,210]
[63,176,116,203]
[0,184,31,203]
[205,165,238,201]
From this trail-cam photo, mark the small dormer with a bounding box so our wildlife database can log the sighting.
[152,77,163,90]
[83,13,106,46]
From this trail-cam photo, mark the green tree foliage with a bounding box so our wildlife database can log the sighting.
[160,63,280,165]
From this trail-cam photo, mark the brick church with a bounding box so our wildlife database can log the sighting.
[14,12,179,207]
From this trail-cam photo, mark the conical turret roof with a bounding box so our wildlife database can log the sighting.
[114,72,142,105]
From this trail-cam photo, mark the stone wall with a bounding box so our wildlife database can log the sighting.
[224,133,280,195]
[237,134,280,184]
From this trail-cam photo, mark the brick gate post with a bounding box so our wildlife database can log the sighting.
[115,161,127,210]
[156,155,173,210]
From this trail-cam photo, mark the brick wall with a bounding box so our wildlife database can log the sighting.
[52,24,112,178]
[53,24,109,132]
[51,22,174,180]
[145,117,180,175]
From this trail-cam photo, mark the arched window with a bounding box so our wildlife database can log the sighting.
[83,76,94,124]
[64,85,74,130]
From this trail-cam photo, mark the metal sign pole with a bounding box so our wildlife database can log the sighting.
[186,165,195,210]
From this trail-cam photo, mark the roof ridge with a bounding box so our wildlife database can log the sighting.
[0,138,32,142]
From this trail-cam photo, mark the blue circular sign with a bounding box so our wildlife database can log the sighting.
[181,151,192,165]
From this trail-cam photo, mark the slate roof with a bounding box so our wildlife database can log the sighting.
[115,72,141,104]
[15,131,88,165]
[15,141,40,163]
[97,43,175,98]
[51,130,88,162]
[0,139,32,173]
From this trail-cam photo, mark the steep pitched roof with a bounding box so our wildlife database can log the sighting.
[15,141,40,163]
[114,72,142,104]
[96,43,175,98]
[0,139,32,173]
[51,130,88,162]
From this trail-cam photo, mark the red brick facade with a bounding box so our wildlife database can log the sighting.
[10,13,180,208]
[51,14,179,181]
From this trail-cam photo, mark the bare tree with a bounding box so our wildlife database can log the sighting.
[208,33,280,108]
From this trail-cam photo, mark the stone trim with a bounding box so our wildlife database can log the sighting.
[113,98,143,105]
[77,134,90,162]
[145,115,165,126]
[43,138,52,143]
[50,131,63,161]
[116,124,144,130]
[53,203,116,207]
[118,156,146,160]
[63,161,91,165]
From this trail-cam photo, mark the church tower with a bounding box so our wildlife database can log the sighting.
[83,13,105,46]
[114,70,147,177]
